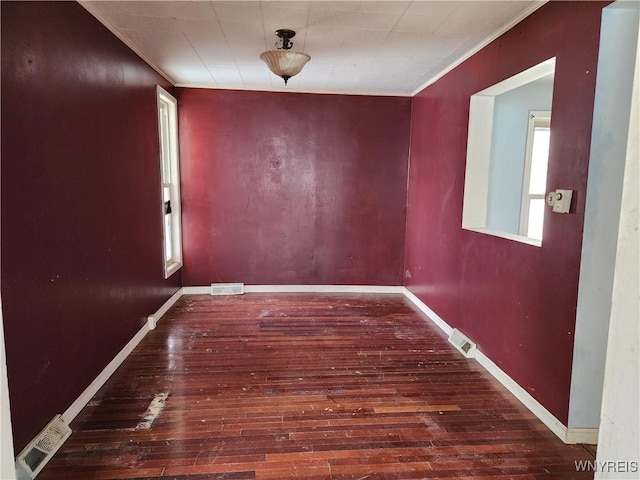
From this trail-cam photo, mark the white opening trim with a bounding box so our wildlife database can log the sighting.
[157,86,183,279]
[462,58,555,247]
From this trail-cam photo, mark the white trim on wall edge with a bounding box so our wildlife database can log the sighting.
[565,428,599,445]
[401,287,596,444]
[182,285,405,294]
[475,350,568,441]
[245,285,405,293]
[409,1,547,96]
[182,286,211,294]
[78,1,175,85]
[61,288,183,424]
[150,288,183,322]
[61,324,148,423]
[402,288,454,336]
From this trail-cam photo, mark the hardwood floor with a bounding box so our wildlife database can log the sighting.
[40,294,595,479]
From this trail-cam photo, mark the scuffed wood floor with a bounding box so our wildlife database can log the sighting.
[40,294,595,479]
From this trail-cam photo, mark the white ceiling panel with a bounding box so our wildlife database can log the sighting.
[341,29,389,47]
[394,13,450,34]
[364,2,412,14]
[207,68,244,85]
[402,1,457,16]
[82,0,546,96]
[262,5,309,28]
[373,54,415,68]
[310,2,363,13]
[212,2,264,24]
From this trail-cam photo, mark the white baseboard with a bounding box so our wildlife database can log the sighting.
[566,428,599,444]
[244,285,405,293]
[182,286,211,294]
[61,288,183,424]
[475,350,569,441]
[183,285,405,294]
[61,325,148,424]
[401,288,454,336]
[401,287,595,444]
[149,288,183,323]
[58,285,595,446]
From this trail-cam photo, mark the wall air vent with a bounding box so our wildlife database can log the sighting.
[448,328,477,358]
[16,414,71,479]
[210,283,244,295]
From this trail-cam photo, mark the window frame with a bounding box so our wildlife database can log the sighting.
[156,86,183,279]
[461,57,556,248]
[519,111,551,239]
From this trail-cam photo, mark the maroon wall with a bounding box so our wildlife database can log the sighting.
[1,2,181,451]
[178,89,410,286]
[405,1,608,423]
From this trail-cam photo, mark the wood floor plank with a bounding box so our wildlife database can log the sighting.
[39,294,595,479]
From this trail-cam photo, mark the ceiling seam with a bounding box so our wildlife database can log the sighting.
[259,2,274,89]
[210,0,244,87]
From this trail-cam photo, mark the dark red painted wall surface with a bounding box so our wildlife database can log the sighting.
[1,2,181,451]
[178,89,410,286]
[405,1,608,423]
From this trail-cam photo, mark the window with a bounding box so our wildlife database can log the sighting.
[520,112,551,240]
[157,86,182,278]
[462,58,555,247]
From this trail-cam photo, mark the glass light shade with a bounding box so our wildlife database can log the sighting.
[260,50,311,84]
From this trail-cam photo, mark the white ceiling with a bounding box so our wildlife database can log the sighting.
[81,1,545,97]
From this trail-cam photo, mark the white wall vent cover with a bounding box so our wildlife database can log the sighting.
[210,283,244,295]
[448,328,477,358]
[16,414,71,479]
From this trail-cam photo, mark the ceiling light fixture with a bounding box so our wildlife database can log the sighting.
[260,29,310,86]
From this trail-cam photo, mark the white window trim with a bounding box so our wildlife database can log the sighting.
[157,86,183,278]
[519,111,551,237]
[461,57,555,248]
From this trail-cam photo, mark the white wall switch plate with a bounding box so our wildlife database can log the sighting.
[552,189,573,213]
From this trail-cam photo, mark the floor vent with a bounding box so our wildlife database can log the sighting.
[448,328,477,358]
[16,415,71,479]
[210,283,245,295]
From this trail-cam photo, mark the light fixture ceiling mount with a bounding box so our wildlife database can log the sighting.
[260,29,310,86]
[274,28,296,50]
